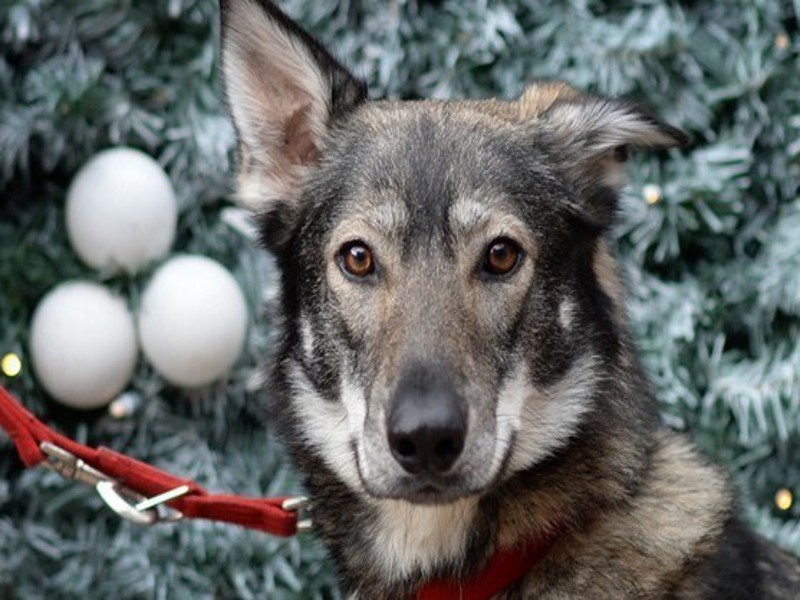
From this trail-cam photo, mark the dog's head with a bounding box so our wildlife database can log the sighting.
[221,0,687,505]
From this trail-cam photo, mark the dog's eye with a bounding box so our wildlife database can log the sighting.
[483,238,522,277]
[340,241,375,278]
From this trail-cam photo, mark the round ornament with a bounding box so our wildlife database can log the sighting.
[138,255,248,387]
[66,147,177,273]
[30,281,138,409]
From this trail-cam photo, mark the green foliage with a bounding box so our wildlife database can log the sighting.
[1,0,799,596]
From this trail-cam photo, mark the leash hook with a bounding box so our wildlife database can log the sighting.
[39,441,189,526]
[282,496,313,532]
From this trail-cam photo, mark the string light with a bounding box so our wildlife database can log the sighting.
[108,391,143,419]
[1,353,22,378]
[643,184,663,205]
[775,488,794,512]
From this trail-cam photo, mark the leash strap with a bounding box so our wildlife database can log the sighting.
[0,385,305,536]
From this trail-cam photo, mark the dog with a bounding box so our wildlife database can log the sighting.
[218,0,800,597]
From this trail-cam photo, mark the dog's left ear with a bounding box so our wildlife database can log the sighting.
[524,83,689,229]
[220,0,367,217]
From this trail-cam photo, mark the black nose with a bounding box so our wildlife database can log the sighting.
[387,365,467,475]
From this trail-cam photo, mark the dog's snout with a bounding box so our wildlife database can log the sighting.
[387,366,467,475]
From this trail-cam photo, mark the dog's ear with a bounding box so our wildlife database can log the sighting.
[219,0,367,221]
[522,83,688,229]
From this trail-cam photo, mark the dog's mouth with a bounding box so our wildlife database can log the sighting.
[403,486,469,505]
[401,473,480,503]
[363,475,480,505]
[355,439,502,505]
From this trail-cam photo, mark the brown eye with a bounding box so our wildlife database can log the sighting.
[340,242,375,278]
[483,238,522,276]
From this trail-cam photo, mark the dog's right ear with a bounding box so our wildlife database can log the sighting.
[220,0,367,228]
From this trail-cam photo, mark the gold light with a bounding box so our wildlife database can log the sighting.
[775,488,794,512]
[643,184,663,205]
[1,352,22,378]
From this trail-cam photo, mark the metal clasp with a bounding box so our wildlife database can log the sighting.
[95,481,188,525]
[282,496,313,533]
[39,441,189,526]
[40,441,111,486]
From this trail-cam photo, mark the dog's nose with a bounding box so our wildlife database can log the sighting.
[387,366,467,475]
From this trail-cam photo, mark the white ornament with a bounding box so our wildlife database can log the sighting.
[66,147,177,273]
[138,255,249,387]
[30,282,138,410]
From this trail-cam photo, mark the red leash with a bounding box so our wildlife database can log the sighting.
[0,385,305,536]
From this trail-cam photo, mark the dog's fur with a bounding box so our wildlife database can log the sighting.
[219,1,800,597]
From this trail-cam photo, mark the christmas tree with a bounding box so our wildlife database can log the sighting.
[1,0,798,597]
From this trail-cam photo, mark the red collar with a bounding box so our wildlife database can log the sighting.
[414,524,563,600]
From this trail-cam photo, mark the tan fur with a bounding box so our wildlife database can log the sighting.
[512,432,731,597]
[370,498,479,581]
[518,81,583,119]
[593,241,628,326]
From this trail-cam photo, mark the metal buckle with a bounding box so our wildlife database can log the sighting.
[282,496,313,532]
[40,441,189,526]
